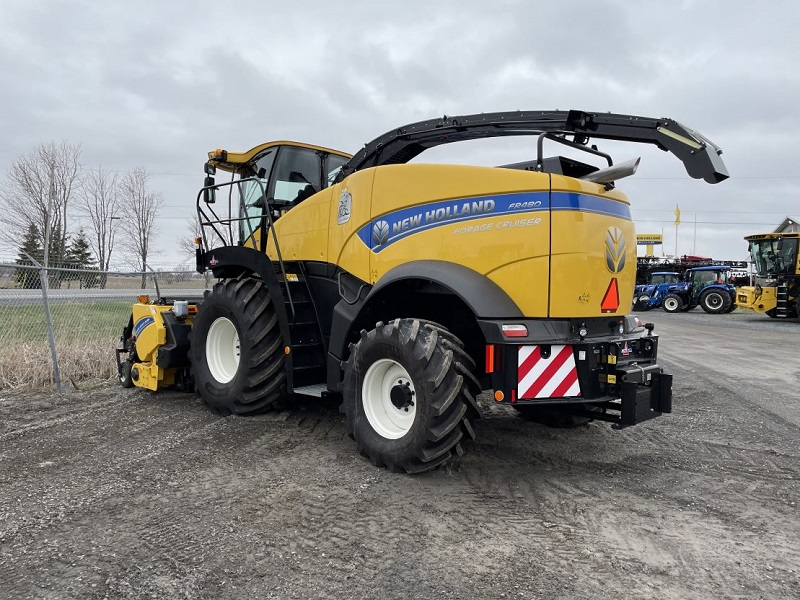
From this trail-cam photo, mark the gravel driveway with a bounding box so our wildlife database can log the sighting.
[1,310,798,599]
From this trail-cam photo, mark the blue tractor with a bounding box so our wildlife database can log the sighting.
[660,266,737,314]
[632,272,682,311]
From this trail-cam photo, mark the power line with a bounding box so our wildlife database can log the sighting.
[637,220,778,226]
[634,209,795,215]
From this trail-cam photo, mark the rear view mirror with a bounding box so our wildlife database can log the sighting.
[203,176,216,204]
[777,238,784,251]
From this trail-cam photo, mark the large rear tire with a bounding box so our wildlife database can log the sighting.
[342,319,480,473]
[700,289,731,314]
[190,277,287,415]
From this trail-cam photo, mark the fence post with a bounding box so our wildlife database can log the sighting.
[23,253,62,393]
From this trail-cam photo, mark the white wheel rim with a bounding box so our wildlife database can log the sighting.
[362,358,416,439]
[665,298,677,310]
[206,317,240,384]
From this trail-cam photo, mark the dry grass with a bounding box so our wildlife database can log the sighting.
[0,340,119,390]
[0,302,130,390]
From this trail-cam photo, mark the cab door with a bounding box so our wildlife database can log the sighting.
[265,145,329,262]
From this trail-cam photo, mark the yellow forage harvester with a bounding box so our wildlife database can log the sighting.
[117,110,729,473]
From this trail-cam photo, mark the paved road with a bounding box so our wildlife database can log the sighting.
[0,288,208,305]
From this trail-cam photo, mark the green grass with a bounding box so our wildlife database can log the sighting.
[0,301,132,344]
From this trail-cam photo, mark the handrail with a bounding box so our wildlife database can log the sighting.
[195,177,296,320]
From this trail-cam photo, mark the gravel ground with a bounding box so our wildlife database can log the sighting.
[0,309,798,599]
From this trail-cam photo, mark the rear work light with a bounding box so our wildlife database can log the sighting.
[501,324,528,338]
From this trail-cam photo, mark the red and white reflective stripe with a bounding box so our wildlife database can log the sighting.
[517,345,581,399]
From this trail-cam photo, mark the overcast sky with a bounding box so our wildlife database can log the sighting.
[1,0,798,269]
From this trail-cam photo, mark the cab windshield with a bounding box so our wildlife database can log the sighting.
[650,273,680,285]
[692,269,728,286]
[749,238,799,276]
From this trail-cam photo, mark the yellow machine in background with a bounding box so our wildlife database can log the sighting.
[116,298,197,390]
[736,232,800,318]
[118,110,729,473]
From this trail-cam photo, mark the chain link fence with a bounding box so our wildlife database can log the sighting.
[0,263,210,391]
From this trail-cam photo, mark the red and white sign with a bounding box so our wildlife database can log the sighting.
[517,345,581,399]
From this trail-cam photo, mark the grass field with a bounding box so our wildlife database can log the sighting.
[0,302,133,389]
[0,301,131,343]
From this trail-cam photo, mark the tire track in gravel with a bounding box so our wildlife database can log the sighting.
[0,391,318,599]
[448,391,800,599]
[3,308,800,600]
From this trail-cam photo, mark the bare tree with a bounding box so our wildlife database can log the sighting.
[79,166,121,286]
[119,168,163,287]
[177,211,201,257]
[0,141,82,267]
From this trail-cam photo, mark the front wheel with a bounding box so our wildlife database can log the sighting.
[662,294,683,313]
[189,277,287,415]
[700,289,731,314]
[342,319,480,473]
[118,360,134,388]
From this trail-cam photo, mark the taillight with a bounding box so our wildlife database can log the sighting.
[501,324,528,338]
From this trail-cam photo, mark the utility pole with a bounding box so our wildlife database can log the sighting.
[44,164,54,269]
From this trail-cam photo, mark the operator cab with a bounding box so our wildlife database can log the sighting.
[201,142,351,247]
[748,235,799,277]
[688,266,730,286]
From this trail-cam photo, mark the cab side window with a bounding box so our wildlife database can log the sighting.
[271,147,322,206]
[326,154,349,187]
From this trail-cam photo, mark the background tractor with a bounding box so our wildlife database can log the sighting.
[632,271,681,310]
[736,232,800,318]
[658,265,738,314]
[117,110,728,473]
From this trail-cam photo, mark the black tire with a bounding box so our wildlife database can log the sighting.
[662,294,683,313]
[118,316,137,388]
[118,360,134,388]
[189,277,286,415]
[341,319,480,474]
[514,404,601,428]
[766,308,778,318]
[700,289,731,314]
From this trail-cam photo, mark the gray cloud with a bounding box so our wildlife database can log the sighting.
[0,0,797,265]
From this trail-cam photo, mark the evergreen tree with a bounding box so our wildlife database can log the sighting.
[14,224,43,288]
[65,228,99,288]
[65,229,96,269]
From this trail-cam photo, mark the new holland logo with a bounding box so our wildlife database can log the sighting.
[372,220,390,247]
[604,227,626,273]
